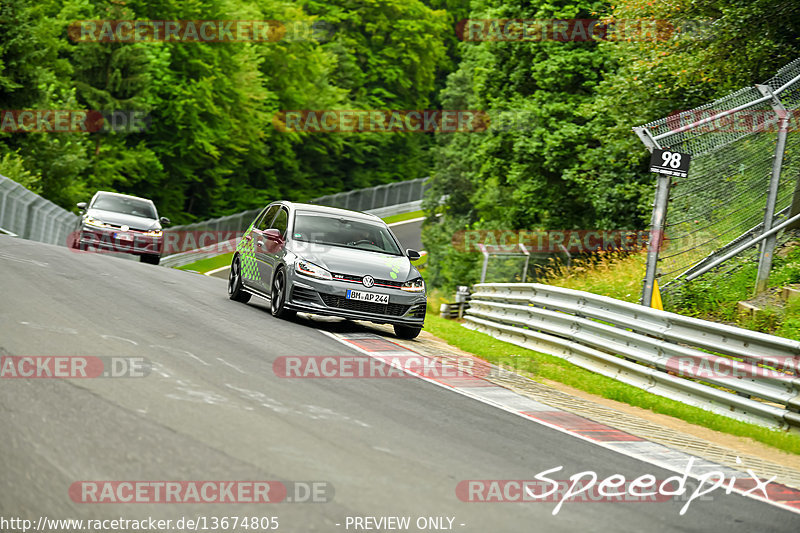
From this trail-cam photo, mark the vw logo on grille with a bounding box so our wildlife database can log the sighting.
[362,275,375,288]
[121,225,129,231]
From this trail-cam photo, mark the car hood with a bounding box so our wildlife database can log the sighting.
[86,208,160,231]
[290,243,417,281]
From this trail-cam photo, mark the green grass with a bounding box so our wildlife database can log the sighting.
[176,252,233,274]
[665,244,800,340]
[382,209,425,225]
[541,252,645,304]
[424,309,800,454]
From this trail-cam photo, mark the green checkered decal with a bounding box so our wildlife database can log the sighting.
[236,226,261,282]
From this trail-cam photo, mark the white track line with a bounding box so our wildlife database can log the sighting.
[318,329,800,516]
[204,264,231,276]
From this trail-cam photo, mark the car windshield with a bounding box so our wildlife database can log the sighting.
[292,212,403,255]
[91,195,156,219]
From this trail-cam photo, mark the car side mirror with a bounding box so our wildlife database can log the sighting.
[406,249,421,261]
[77,202,87,210]
[160,217,171,225]
[264,228,283,241]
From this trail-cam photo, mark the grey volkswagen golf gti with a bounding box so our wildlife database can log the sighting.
[227,202,426,339]
[72,191,170,265]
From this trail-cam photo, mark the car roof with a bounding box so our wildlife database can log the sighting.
[92,191,156,205]
[280,201,383,222]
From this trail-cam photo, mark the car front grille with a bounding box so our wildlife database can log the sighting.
[319,294,410,317]
[331,273,404,289]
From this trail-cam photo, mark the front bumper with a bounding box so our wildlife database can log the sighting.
[78,226,163,256]
[285,273,426,327]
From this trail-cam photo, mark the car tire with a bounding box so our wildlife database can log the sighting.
[228,255,251,303]
[140,254,160,265]
[394,325,422,340]
[270,268,296,319]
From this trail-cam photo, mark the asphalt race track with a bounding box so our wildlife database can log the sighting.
[1,236,797,532]
[387,218,424,252]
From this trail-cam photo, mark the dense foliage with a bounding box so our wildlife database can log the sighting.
[2,0,799,287]
[422,0,800,289]
[0,0,451,222]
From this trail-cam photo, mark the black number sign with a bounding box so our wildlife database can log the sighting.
[649,149,691,178]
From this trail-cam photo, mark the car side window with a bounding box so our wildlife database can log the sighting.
[270,207,289,238]
[256,205,279,231]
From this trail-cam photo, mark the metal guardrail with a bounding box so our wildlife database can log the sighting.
[0,174,77,246]
[312,177,429,212]
[464,283,800,432]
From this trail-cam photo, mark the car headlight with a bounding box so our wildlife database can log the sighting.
[143,230,162,236]
[84,216,109,228]
[295,259,332,280]
[401,278,425,292]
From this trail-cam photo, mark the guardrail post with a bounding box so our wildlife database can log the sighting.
[754,84,790,294]
[519,244,531,283]
[634,127,668,307]
[478,243,490,283]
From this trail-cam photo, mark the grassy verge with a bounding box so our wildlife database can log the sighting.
[383,210,425,225]
[540,251,645,304]
[176,252,233,274]
[424,310,800,454]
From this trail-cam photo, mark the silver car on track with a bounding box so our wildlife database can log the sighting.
[227,202,426,339]
[72,191,170,265]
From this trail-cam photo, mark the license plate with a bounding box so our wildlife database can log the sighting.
[115,232,132,240]
[346,289,389,304]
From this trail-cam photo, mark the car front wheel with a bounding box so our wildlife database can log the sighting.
[394,325,422,340]
[228,255,251,303]
[270,268,296,319]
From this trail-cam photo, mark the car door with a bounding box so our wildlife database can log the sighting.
[241,205,279,292]
[255,205,289,289]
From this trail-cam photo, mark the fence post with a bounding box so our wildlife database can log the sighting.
[789,175,800,231]
[754,84,789,294]
[633,127,667,307]
[519,243,531,283]
[478,243,489,283]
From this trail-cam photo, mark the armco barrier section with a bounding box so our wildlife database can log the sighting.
[0,174,76,246]
[464,283,800,432]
